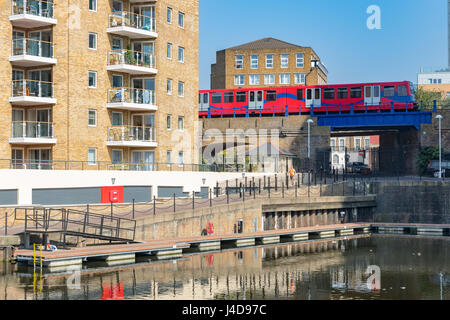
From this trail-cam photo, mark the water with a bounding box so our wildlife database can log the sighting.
[1,234,450,300]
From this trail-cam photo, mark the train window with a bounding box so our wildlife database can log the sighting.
[315,89,320,99]
[257,91,263,101]
[307,89,312,100]
[384,86,395,97]
[398,85,408,97]
[365,86,371,98]
[198,93,201,104]
[249,91,255,102]
[212,92,222,103]
[236,91,246,102]
[350,87,362,98]
[296,89,303,100]
[266,90,277,101]
[203,93,209,104]
[337,87,348,99]
[324,88,335,99]
[224,92,234,103]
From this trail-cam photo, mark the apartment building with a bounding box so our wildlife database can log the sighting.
[1,0,199,169]
[210,37,327,90]
[418,67,450,100]
[330,136,380,170]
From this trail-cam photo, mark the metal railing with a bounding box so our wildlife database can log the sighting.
[12,38,54,58]
[108,87,155,105]
[109,11,156,33]
[108,50,156,69]
[11,0,54,18]
[108,125,156,143]
[11,121,53,139]
[11,79,54,98]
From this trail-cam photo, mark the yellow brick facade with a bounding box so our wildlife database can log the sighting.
[0,0,199,168]
[210,38,327,90]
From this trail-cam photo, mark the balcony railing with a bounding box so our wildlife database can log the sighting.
[11,0,54,18]
[108,126,156,143]
[109,11,156,33]
[108,88,155,105]
[11,121,53,138]
[108,50,156,69]
[12,38,54,58]
[11,79,53,98]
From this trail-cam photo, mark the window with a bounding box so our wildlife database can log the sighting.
[178,151,184,166]
[112,38,122,50]
[112,112,123,126]
[167,79,172,95]
[112,0,122,12]
[324,88,335,100]
[89,0,96,11]
[294,73,305,84]
[167,151,172,165]
[279,73,290,85]
[264,74,275,85]
[337,87,348,99]
[234,75,245,86]
[178,81,184,97]
[350,87,362,98]
[211,93,222,103]
[333,155,339,165]
[266,90,277,101]
[178,46,184,63]
[203,93,209,104]
[88,109,97,126]
[296,53,304,68]
[224,92,234,103]
[178,116,184,131]
[88,148,97,165]
[167,43,172,59]
[167,7,172,24]
[281,54,289,68]
[355,138,361,150]
[235,55,243,69]
[339,139,345,151]
[384,85,395,97]
[112,150,123,164]
[236,91,246,102]
[250,55,258,69]
[364,138,370,150]
[296,89,303,100]
[178,12,184,28]
[112,74,123,88]
[88,71,97,88]
[167,114,172,129]
[398,85,407,97]
[265,54,273,68]
[330,139,336,151]
[249,74,260,85]
[88,33,97,50]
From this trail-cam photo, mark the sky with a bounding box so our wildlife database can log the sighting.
[199,0,447,89]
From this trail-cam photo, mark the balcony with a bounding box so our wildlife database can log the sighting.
[107,126,157,148]
[10,80,56,106]
[10,0,57,28]
[107,50,157,75]
[107,88,157,111]
[10,38,56,67]
[107,12,157,39]
[9,121,56,145]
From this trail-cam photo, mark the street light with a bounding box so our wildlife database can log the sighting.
[436,115,443,178]
[307,119,314,159]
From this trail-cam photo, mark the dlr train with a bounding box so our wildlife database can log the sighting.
[198,81,417,118]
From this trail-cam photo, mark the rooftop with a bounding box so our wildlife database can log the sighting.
[225,37,309,51]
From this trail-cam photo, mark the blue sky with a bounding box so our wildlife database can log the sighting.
[199,0,447,89]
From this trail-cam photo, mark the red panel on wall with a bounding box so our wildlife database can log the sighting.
[101,186,124,204]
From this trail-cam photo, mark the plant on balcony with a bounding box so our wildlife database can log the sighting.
[124,45,136,65]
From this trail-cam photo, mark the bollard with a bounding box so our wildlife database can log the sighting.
[153,195,156,215]
[173,193,176,212]
[192,191,195,209]
[111,202,113,218]
[132,199,135,219]
[259,178,261,194]
[209,188,212,207]
[275,174,278,191]
[253,181,256,199]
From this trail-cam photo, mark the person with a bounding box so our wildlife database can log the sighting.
[340,211,346,224]
[289,166,296,183]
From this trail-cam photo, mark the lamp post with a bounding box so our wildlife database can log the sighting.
[436,115,443,179]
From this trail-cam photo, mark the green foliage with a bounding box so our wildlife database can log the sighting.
[417,146,439,174]
[415,87,442,106]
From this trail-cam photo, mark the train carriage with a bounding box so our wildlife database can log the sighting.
[198,81,417,118]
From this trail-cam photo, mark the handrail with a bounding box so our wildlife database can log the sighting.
[11,0,55,18]
[108,50,156,68]
[108,87,156,105]
[109,11,156,33]
[108,125,156,142]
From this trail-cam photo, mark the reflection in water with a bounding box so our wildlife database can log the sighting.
[1,234,450,300]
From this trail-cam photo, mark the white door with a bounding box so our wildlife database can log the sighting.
[306,88,321,108]
[199,92,209,111]
[364,86,381,106]
[249,91,263,110]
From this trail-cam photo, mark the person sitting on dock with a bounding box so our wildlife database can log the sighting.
[47,243,58,252]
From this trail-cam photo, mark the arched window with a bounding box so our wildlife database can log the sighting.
[333,155,339,164]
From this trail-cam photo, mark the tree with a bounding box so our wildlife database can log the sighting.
[415,87,442,107]
[417,146,439,175]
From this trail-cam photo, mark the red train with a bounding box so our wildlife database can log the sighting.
[198,81,417,118]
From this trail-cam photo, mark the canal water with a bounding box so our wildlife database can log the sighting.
[1,234,450,300]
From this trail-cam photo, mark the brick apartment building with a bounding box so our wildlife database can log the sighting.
[1,0,199,169]
[210,37,328,90]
